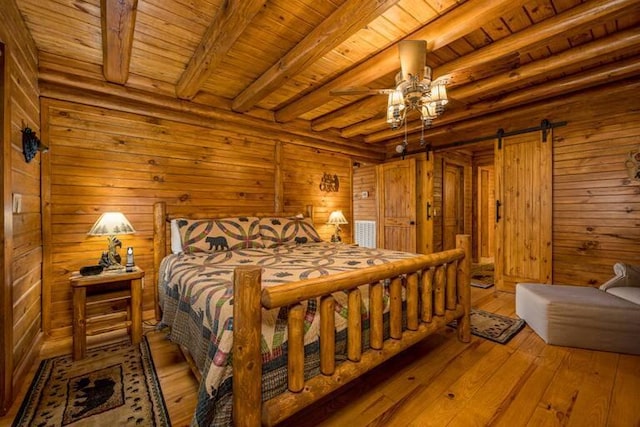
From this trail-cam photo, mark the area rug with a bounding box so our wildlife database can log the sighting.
[450,308,525,344]
[12,336,170,426]
[471,263,494,289]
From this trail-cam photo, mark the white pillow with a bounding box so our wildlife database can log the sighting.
[170,219,183,254]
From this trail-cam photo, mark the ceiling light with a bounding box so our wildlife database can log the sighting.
[386,68,448,130]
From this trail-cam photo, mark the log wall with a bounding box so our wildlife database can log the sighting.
[41,98,353,341]
[0,0,41,415]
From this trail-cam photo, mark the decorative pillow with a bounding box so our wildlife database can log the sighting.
[259,217,322,248]
[178,217,264,253]
[170,219,184,254]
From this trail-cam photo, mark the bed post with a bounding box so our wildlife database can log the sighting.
[233,266,263,427]
[153,201,167,321]
[456,234,471,342]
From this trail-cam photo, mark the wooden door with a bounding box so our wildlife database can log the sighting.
[442,162,464,250]
[478,165,495,262]
[495,132,552,291]
[377,158,416,252]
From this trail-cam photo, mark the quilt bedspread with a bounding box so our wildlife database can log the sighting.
[158,242,418,426]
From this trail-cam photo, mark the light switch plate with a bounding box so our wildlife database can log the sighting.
[12,193,22,214]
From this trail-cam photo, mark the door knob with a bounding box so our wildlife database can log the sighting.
[409,221,416,225]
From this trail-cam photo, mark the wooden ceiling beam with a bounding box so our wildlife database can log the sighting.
[368,56,640,144]
[101,0,138,84]
[231,0,401,113]
[348,25,640,139]
[175,0,268,100]
[434,0,639,80]
[273,0,527,123]
[312,96,386,131]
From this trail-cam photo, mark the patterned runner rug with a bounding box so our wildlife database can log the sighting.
[12,336,170,426]
[450,308,525,344]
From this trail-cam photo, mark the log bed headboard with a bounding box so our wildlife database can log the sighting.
[152,201,314,319]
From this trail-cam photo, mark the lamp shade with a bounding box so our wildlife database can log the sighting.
[327,210,348,225]
[88,212,136,236]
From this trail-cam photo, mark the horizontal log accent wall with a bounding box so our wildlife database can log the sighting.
[0,2,41,414]
[41,98,353,340]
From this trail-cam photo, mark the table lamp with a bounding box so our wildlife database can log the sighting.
[327,210,348,242]
[88,212,135,269]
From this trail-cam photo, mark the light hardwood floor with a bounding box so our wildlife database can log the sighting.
[3,287,640,426]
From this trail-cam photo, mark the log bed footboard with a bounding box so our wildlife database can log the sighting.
[152,201,471,426]
[233,236,471,427]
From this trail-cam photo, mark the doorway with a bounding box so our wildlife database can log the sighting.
[442,161,464,250]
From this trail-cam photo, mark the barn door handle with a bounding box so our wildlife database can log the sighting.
[496,200,502,223]
[409,220,416,225]
[426,202,432,220]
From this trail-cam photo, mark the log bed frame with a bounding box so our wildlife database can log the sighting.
[152,201,471,426]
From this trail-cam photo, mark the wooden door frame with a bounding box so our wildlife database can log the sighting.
[476,165,495,263]
[0,37,14,416]
[442,161,465,250]
[438,155,472,252]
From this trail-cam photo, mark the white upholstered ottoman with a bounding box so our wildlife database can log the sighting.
[515,283,640,355]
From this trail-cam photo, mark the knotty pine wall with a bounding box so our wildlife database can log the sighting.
[0,0,41,414]
[41,98,353,341]
[552,107,640,286]
[353,164,377,221]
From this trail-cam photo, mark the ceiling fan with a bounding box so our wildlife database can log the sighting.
[330,40,450,131]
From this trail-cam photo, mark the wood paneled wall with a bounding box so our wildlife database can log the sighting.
[41,98,353,342]
[353,164,377,221]
[281,143,353,242]
[552,105,640,286]
[0,0,41,414]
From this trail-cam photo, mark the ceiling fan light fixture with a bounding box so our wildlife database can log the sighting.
[387,89,406,129]
[429,80,448,103]
[384,40,448,130]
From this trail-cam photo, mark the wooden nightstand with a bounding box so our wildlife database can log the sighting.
[70,266,145,360]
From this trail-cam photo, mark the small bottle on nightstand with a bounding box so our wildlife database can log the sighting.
[126,247,135,272]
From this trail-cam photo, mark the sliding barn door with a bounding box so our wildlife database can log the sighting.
[495,132,552,291]
[377,159,417,252]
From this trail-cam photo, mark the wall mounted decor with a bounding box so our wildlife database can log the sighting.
[319,173,339,192]
[625,146,640,181]
[22,126,48,162]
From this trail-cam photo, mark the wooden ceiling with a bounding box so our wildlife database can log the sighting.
[14,0,640,152]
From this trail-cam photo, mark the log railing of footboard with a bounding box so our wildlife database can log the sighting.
[232,235,471,427]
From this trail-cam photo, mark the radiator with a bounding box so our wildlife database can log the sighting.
[355,220,376,248]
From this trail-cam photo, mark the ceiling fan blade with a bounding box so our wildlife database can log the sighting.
[330,87,394,96]
[398,40,426,82]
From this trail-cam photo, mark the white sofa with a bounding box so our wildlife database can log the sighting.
[516,263,640,355]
